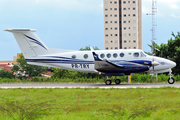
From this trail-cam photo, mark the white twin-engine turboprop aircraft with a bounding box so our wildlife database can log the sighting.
[5,29,176,85]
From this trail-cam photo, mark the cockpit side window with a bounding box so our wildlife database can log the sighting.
[133,52,139,57]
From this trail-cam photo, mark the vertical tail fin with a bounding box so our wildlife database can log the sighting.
[5,29,48,58]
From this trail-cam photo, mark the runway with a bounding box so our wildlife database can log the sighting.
[0,83,179,89]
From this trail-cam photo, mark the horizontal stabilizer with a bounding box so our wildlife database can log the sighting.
[5,29,37,32]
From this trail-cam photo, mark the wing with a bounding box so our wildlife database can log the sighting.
[92,52,124,71]
[92,52,149,73]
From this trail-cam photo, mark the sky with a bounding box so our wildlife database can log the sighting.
[0,0,180,60]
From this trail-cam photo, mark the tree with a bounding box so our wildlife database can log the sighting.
[168,32,180,74]
[148,32,180,74]
[148,40,160,56]
[11,54,47,78]
[79,46,100,51]
[0,69,14,79]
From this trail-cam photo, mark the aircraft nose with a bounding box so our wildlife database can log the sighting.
[171,61,176,68]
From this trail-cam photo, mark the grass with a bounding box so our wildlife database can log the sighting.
[0,88,180,119]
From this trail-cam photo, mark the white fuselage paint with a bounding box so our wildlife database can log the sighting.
[27,49,176,74]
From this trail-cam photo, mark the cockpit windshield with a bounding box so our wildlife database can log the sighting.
[141,51,147,57]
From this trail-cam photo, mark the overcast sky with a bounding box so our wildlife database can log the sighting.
[0,0,180,60]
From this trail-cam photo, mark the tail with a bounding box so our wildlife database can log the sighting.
[5,29,49,58]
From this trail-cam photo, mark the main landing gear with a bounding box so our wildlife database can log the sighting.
[168,68,175,84]
[105,76,121,85]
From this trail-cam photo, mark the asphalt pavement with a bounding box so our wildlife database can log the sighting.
[0,83,179,89]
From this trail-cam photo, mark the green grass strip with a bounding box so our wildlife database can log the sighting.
[0,88,180,120]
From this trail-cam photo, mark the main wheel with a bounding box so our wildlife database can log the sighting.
[105,80,112,85]
[115,79,121,85]
[168,77,175,84]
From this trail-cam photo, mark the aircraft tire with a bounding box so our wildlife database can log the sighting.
[115,79,121,85]
[168,77,175,84]
[105,80,112,85]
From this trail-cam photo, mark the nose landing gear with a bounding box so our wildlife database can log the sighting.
[168,68,175,84]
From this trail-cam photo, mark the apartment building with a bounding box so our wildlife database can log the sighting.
[104,0,142,50]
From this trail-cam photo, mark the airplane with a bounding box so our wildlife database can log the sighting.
[5,29,176,85]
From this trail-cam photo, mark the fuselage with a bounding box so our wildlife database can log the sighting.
[25,49,176,74]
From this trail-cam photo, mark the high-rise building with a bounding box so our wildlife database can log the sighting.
[104,0,142,50]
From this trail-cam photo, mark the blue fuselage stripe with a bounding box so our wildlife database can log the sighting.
[26,59,152,68]
[26,59,94,64]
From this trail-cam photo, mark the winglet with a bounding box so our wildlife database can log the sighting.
[92,52,102,61]
[90,46,94,51]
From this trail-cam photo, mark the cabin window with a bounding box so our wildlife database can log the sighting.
[133,52,139,57]
[84,54,88,59]
[72,55,76,59]
[107,53,111,58]
[120,53,124,57]
[113,53,117,58]
[100,54,105,58]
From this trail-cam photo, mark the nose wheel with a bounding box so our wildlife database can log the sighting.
[168,78,175,84]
